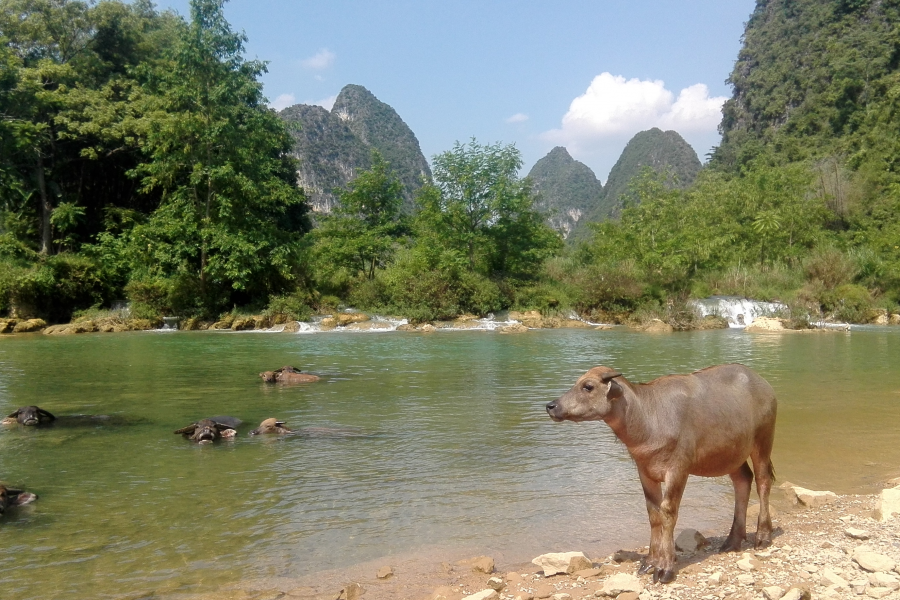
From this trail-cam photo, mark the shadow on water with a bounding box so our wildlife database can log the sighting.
[0,327,898,599]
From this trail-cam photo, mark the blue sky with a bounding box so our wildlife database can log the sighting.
[153,1,757,182]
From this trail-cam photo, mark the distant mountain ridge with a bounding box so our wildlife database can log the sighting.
[527,147,603,239]
[279,85,431,212]
[568,128,701,241]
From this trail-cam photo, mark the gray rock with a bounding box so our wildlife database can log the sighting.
[599,573,643,596]
[674,528,708,553]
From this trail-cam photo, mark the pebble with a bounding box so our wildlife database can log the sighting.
[846,527,871,540]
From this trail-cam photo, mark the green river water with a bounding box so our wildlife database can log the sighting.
[1,327,899,599]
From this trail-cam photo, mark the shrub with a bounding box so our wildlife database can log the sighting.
[264,292,313,323]
[7,254,115,322]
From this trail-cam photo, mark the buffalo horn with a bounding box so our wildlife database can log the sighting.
[600,371,622,382]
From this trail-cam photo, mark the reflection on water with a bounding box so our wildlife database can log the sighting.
[0,328,898,599]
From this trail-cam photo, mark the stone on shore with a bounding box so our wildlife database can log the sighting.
[598,572,643,596]
[784,484,837,507]
[339,582,364,600]
[853,549,896,573]
[12,318,46,333]
[642,319,673,333]
[762,585,785,600]
[674,528,708,552]
[498,323,528,334]
[846,527,870,540]
[336,312,369,326]
[487,576,504,591]
[874,486,900,522]
[531,552,592,576]
[375,565,393,579]
[462,590,498,600]
[457,555,495,574]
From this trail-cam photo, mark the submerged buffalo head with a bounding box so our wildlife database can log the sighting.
[249,418,293,435]
[174,418,237,443]
[0,484,37,515]
[3,406,56,426]
[259,371,278,383]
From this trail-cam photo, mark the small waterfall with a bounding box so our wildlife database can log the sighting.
[161,317,179,331]
[690,296,787,329]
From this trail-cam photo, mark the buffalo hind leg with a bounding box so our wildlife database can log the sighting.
[721,461,753,552]
[751,450,775,548]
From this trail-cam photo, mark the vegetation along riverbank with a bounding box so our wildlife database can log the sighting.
[3,0,900,328]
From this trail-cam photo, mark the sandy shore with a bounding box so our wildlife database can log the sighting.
[189,483,900,600]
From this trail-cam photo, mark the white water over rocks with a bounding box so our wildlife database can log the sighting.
[690,296,787,328]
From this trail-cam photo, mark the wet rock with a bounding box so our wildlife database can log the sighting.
[395,324,416,332]
[531,552,592,576]
[853,549,896,573]
[599,573,643,596]
[319,317,337,330]
[419,324,437,333]
[461,591,498,600]
[336,313,369,326]
[509,310,543,328]
[0,319,16,333]
[674,528,708,552]
[281,321,302,333]
[890,313,900,325]
[874,486,900,522]
[12,318,46,333]
[338,583,363,600]
[375,565,393,579]
[560,319,591,329]
[498,323,529,334]
[457,556,495,574]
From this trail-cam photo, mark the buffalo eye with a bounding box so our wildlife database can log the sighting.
[583,382,595,392]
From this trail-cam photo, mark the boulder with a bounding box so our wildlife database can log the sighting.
[487,577,504,591]
[498,323,528,334]
[846,527,871,540]
[874,486,900,522]
[561,319,591,329]
[509,310,543,328]
[531,552,592,576]
[336,312,369,326]
[419,324,437,333]
[0,319,16,333]
[890,314,900,325]
[462,591,498,600]
[281,321,302,333]
[319,317,337,330]
[853,550,896,573]
[762,586,785,600]
[781,589,811,600]
[786,485,837,507]
[675,528,708,552]
[643,318,673,333]
[868,572,900,590]
[746,317,785,332]
[12,318,46,333]
[599,573,643,596]
[395,324,416,332]
[231,317,257,331]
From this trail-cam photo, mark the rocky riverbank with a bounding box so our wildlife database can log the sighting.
[195,482,900,600]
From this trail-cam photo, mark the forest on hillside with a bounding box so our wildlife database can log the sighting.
[1,0,899,328]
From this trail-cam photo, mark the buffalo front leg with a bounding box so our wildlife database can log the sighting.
[721,461,753,552]
[653,470,688,583]
[636,469,664,578]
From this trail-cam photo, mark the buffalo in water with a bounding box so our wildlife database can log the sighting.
[174,416,241,443]
[0,484,37,515]
[259,366,320,384]
[3,406,55,426]
[249,418,294,435]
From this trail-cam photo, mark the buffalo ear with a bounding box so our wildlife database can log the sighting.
[174,424,197,435]
[37,408,55,420]
[607,379,624,400]
[6,409,20,418]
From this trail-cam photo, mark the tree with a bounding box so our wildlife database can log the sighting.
[416,139,561,279]
[313,151,407,281]
[127,0,309,312]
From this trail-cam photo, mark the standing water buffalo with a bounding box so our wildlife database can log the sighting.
[174,417,240,443]
[2,406,56,426]
[259,366,320,384]
[248,418,294,435]
[546,364,777,584]
[0,484,37,515]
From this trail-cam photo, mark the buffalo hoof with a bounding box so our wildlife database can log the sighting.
[637,560,656,576]
[653,568,676,584]
[754,537,772,549]
[719,538,743,553]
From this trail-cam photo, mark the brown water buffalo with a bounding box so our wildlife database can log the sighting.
[174,417,240,443]
[0,484,37,515]
[2,406,55,426]
[249,418,294,435]
[546,363,777,584]
[259,365,320,384]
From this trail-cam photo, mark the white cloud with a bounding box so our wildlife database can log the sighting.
[313,95,337,111]
[541,72,728,180]
[301,48,336,70]
[269,93,296,111]
[506,112,529,124]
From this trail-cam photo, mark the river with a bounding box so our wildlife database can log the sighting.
[0,327,898,599]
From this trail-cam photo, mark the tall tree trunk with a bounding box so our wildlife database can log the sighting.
[36,153,51,255]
